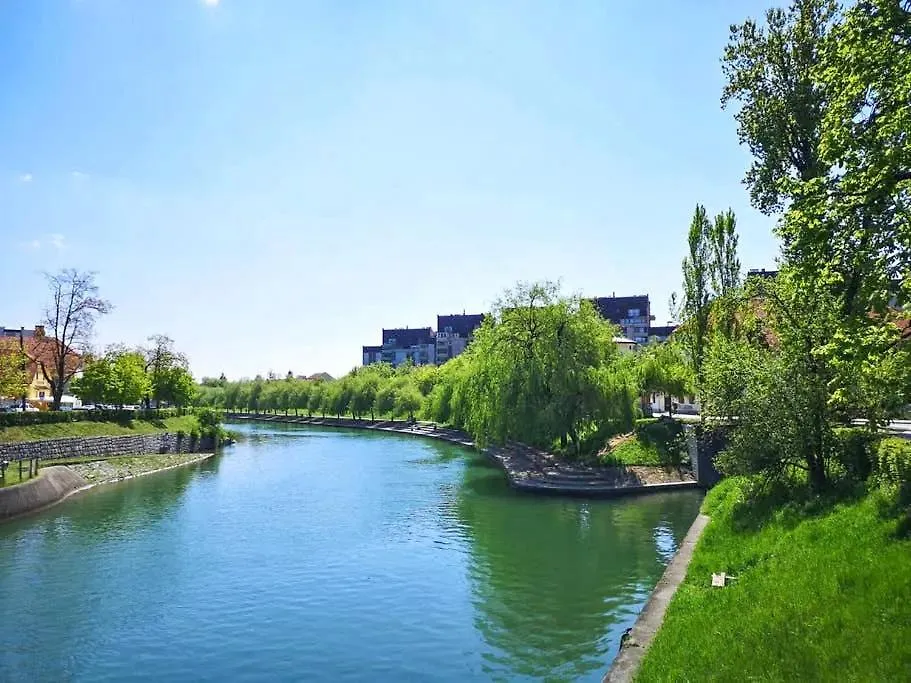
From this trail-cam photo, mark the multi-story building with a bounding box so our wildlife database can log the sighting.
[649,325,678,343]
[435,314,484,364]
[362,327,436,368]
[593,294,653,344]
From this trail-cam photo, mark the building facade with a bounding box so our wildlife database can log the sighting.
[648,324,678,343]
[593,295,653,344]
[0,325,82,408]
[362,327,436,368]
[362,314,485,368]
[435,314,484,364]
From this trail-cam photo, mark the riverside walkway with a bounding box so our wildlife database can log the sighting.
[226,413,698,497]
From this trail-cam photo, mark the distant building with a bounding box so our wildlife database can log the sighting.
[593,294,653,344]
[613,336,638,354]
[363,327,436,368]
[747,268,779,280]
[435,313,484,364]
[649,325,678,343]
[0,324,82,408]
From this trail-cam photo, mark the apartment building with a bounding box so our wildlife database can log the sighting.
[593,294,653,344]
[435,313,484,364]
[362,313,485,368]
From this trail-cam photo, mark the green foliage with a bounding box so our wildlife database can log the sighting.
[873,438,911,489]
[72,349,151,407]
[0,350,28,399]
[637,476,911,681]
[831,427,880,483]
[216,282,643,451]
[601,418,687,467]
[721,0,834,214]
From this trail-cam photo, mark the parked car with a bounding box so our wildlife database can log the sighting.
[73,404,96,411]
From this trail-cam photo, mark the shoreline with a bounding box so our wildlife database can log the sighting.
[227,413,700,497]
[604,513,711,682]
[0,452,215,523]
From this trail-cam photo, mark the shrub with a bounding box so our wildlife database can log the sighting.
[636,417,686,465]
[0,407,182,428]
[874,438,911,488]
[831,428,880,482]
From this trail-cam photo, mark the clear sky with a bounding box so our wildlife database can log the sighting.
[0,0,781,380]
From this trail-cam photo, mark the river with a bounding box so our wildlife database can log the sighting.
[0,422,702,682]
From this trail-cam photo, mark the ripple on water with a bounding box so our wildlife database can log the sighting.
[0,423,702,682]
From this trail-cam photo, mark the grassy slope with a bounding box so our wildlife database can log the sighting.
[0,416,199,444]
[636,478,911,681]
[608,438,666,466]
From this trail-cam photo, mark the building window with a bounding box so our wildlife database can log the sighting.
[39,391,45,399]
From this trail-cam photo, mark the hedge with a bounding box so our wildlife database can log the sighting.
[0,407,188,428]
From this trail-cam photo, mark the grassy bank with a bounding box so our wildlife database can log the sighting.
[636,477,911,681]
[0,415,200,444]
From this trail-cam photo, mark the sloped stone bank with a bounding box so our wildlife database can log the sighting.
[0,466,87,520]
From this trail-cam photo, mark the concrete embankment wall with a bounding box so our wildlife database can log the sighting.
[0,466,87,520]
[0,433,215,463]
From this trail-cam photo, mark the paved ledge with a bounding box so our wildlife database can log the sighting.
[604,513,711,682]
[0,466,88,521]
[0,453,215,523]
[227,413,699,498]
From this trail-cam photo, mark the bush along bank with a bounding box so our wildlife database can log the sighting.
[633,437,911,682]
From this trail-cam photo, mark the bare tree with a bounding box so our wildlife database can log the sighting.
[41,269,112,410]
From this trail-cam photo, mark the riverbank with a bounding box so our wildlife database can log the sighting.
[0,452,214,521]
[0,415,200,443]
[632,477,911,681]
[227,413,698,496]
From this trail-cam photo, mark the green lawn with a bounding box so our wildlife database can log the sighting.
[0,461,39,487]
[607,437,667,466]
[636,477,911,681]
[0,416,200,444]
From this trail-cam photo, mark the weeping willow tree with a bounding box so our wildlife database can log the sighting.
[450,282,639,452]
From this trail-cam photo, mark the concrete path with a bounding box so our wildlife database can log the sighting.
[604,513,711,682]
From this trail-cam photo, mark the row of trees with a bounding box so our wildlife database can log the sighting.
[198,282,688,454]
[72,335,196,408]
[674,0,911,490]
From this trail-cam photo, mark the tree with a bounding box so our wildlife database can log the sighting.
[0,350,28,400]
[709,209,742,338]
[41,269,112,409]
[71,355,113,405]
[142,335,190,408]
[308,381,326,418]
[722,0,835,214]
[458,281,631,452]
[680,205,713,384]
[160,366,196,407]
[108,351,151,407]
[394,383,423,422]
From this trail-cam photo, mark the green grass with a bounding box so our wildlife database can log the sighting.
[0,461,39,487]
[607,438,666,466]
[636,477,911,681]
[0,416,200,444]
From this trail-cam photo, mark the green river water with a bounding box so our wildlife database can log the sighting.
[0,422,701,682]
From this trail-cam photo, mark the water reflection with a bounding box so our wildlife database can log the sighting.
[450,457,701,680]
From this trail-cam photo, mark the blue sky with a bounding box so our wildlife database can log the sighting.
[0,0,780,379]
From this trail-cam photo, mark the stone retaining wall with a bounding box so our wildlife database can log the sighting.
[0,433,215,462]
